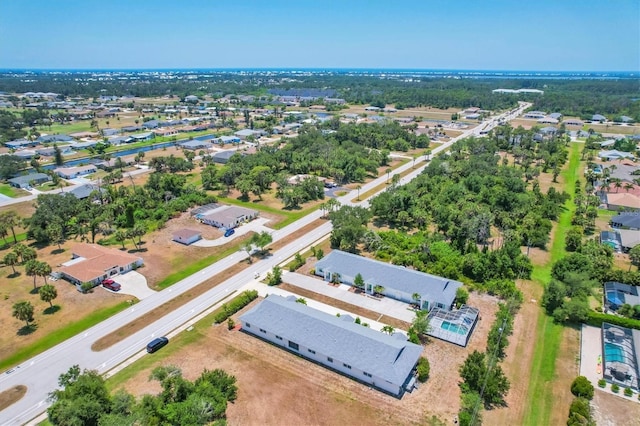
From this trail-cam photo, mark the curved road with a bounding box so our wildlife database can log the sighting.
[0,103,529,425]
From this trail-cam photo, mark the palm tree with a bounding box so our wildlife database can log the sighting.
[37,261,52,284]
[0,211,20,244]
[25,259,39,290]
[114,230,127,249]
[12,301,34,327]
[381,325,395,335]
[412,293,421,308]
[39,284,57,308]
[385,168,392,184]
[3,252,18,274]
[356,185,362,201]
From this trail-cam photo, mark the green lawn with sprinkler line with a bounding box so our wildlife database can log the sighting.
[524,142,581,426]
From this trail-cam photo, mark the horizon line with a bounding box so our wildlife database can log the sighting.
[0,67,637,74]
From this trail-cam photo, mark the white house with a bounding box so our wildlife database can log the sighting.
[240,295,423,397]
[56,243,143,287]
[200,205,258,229]
[54,164,97,179]
[172,229,202,245]
[315,250,462,311]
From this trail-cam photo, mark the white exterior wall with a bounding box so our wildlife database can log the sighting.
[241,321,403,395]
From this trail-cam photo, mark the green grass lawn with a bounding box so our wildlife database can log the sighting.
[0,183,22,198]
[216,196,320,230]
[524,142,582,426]
[105,291,238,390]
[0,301,132,371]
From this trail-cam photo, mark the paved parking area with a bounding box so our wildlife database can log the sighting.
[281,272,417,323]
[111,271,156,300]
[192,217,271,247]
[580,324,603,385]
[242,280,407,334]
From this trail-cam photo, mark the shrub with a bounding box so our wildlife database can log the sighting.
[624,387,633,397]
[213,290,258,324]
[611,383,619,393]
[586,312,640,330]
[598,379,606,388]
[571,376,594,400]
[416,357,430,382]
[568,397,590,420]
[227,318,235,330]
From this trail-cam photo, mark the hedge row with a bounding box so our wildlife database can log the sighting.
[213,290,259,324]
[585,312,640,330]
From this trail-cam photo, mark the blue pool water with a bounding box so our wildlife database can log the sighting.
[441,321,467,335]
[605,342,625,363]
[606,290,625,306]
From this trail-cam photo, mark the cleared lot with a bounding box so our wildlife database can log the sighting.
[114,293,498,425]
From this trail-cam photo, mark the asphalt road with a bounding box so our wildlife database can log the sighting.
[0,103,529,425]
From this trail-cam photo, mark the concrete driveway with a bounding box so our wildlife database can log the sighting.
[111,271,156,300]
[192,217,272,247]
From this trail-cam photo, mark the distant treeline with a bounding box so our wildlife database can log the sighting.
[0,72,638,119]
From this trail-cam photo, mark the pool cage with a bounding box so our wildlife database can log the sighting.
[603,282,639,313]
[601,322,640,391]
[427,305,479,347]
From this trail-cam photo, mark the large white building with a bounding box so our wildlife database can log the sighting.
[315,250,462,311]
[240,295,423,396]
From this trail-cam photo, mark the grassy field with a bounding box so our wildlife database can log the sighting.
[105,292,241,390]
[524,142,581,425]
[0,184,27,198]
[155,243,246,290]
[216,196,320,230]
[0,301,131,371]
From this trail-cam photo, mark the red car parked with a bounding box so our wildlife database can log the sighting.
[102,279,121,292]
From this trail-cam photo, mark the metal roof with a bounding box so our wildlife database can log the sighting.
[613,214,640,229]
[240,295,423,385]
[315,250,461,307]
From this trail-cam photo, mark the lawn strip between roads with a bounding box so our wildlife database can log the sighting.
[155,234,253,290]
[91,260,250,352]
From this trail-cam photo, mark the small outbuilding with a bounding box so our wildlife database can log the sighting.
[172,228,202,245]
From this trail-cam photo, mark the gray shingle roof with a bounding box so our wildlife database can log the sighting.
[315,250,461,308]
[240,295,422,385]
[612,214,640,229]
[68,184,104,199]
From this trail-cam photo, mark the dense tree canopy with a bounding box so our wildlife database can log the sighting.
[48,365,237,426]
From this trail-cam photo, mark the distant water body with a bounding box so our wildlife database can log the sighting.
[2,68,637,80]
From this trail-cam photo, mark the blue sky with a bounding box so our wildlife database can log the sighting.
[0,0,638,71]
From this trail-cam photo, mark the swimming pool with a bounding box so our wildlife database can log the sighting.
[606,290,626,306]
[605,342,625,363]
[441,321,467,335]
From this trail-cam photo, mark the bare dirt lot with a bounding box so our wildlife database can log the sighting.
[592,390,640,426]
[116,292,498,426]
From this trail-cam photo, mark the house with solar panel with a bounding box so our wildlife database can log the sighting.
[239,295,423,396]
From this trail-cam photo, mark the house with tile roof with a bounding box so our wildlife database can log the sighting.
[239,295,422,396]
[56,244,143,287]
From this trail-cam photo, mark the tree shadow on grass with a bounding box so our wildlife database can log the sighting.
[128,248,148,254]
[17,324,38,336]
[29,287,40,295]
[43,305,61,315]
[51,248,65,255]
[7,271,21,279]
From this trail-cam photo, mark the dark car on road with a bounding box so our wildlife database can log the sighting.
[102,279,121,292]
[224,228,235,237]
[146,337,169,353]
